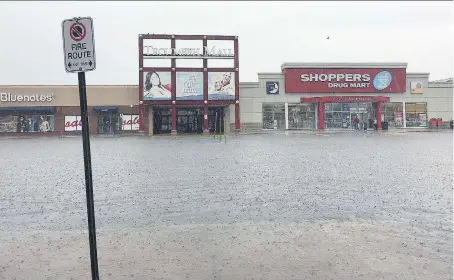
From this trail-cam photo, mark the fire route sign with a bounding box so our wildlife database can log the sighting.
[62,17,96,73]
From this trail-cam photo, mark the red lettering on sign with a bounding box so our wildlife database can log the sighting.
[65,120,82,127]
[122,116,139,126]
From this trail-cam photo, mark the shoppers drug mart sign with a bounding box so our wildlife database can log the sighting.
[0,92,54,103]
[284,68,406,93]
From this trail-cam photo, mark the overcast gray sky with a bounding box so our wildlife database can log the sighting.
[0,1,452,85]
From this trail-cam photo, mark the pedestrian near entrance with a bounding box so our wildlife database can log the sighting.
[354,116,359,130]
[373,119,378,130]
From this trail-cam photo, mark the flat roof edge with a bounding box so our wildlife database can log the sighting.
[407,72,430,76]
[281,62,408,70]
[257,72,283,75]
[0,85,139,88]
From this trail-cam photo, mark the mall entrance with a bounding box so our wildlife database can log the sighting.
[324,102,375,129]
[208,107,224,134]
[152,106,225,135]
[176,108,204,134]
[300,96,390,130]
[153,107,172,135]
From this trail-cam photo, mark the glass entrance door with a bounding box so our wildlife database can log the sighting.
[350,112,366,130]
[325,102,374,130]
[153,107,172,135]
[98,113,119,134]
[176,108,203,134]
[208,107,224,134]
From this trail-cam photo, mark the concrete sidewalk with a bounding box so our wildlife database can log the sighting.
[239,128,453,135]
[1,129,452,139]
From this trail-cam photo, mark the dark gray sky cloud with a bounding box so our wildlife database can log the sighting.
[0,1,452,85]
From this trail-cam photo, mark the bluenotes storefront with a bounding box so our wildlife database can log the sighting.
[0,92,57,134]
[0,85,141,136]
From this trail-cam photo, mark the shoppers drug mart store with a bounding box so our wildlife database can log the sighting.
[239,62,453,131]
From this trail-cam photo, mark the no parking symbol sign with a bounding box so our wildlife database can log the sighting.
[69,22,86,41]
[62,17,96,73]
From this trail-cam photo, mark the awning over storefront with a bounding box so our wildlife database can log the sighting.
[301,96,390,103]
[0,106,56,112]
[93,106,118,112]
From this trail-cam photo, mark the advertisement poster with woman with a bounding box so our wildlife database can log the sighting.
[176,72,203,100]
[208,72,235,100]
[143,71,172,101]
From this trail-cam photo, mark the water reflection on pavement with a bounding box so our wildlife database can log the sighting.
[0,132,452,280]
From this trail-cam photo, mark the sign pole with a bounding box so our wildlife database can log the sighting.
[78,71,100,280]
[63,16,99,280]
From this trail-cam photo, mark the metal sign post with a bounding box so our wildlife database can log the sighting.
[62,16,99,280]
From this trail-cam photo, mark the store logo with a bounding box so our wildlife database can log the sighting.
[373,71,392,90]
[0,92,54,102]
[266,81,279,94]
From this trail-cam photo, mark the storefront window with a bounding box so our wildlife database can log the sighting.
[121,115,140,131]
[20,115,54,132]
[0,114,54,133]
[288,104,316,129]
[262,103,285,130]
[405,102,427,127]
[0,115,19,133]
[382,102,404,128]
[65,116,82,131]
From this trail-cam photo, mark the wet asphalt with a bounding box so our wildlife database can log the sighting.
[0,131,452,280]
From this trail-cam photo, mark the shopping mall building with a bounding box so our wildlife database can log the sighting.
[0,42,452,136]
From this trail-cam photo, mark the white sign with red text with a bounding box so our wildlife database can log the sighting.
[122,115,139,131]
[65,116,82,131]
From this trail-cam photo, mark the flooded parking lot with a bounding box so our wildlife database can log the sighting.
[0,132,452,280]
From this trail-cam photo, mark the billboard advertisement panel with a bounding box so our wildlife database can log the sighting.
[208,72,235,100]
[143,71,172,101]
[284,68,406,93]
[176,72,203,100]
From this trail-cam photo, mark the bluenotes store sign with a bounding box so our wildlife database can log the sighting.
[284,68,406,93]
[0,92,54,102]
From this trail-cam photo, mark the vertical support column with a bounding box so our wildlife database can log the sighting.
[139,105,145,133]
[224,106,230,134]
[376,102,382,129]
[234,37,240,131]
[318,102,325,129]
[402,101,406,128]
[285,103,289,130]
[203,38,209,135]
[138,35,145,132]
[314,103,318,130]
[148,106,153,136]
[171,36,177,135]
